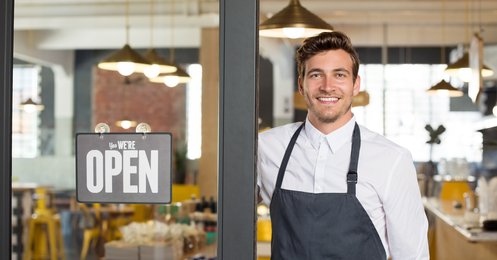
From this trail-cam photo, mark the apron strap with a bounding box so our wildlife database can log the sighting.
[275,122,305,189]
[347,123,361,195]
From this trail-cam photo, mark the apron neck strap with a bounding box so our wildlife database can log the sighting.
[275,122,361,195]
[275,122,305,189]
[347,123,361,195]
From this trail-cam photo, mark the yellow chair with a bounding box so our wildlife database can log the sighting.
[130,204,153,223]
[257,217,272,260]
[257,218,272,242]
[172,184,200,203]
[78,203,102,260]
[24,187,65,260]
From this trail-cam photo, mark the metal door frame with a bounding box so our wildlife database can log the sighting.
[0,0,259,258]
[1,0,14,257]
[218,0,259,259]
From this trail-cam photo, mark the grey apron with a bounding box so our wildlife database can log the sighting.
[270,122,387,260]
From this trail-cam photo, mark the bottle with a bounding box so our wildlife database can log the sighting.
[209,196,217,214]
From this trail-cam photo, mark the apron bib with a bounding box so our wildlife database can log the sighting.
[270,123,386,260]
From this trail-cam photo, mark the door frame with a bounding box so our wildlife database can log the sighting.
[1,0,14,257]
[1,0,259,258]
[218,0,259,259]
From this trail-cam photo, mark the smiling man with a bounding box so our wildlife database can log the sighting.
[257,31,429,260]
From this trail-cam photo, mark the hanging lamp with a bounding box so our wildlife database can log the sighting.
[427,0,463,97]
[150,65,190,87]
[115,118,137,129]
[115,84,137,129]
[444,52,494,82]
[143,49,177,78]
[19,98,44,112]
[97,0,150,76]
[444,0,494,82]
[259,0,333,39]
[149,0,190,87]
[427,80,463,97]
[143,0,177,78]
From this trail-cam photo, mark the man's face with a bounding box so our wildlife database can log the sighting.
[298,49,360,129]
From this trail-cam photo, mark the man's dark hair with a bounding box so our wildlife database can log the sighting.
[296,31,360,82]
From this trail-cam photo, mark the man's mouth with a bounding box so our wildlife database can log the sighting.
[317,97,339,103]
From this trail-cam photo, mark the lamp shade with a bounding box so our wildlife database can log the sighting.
[427,80,463,97]
[260,0,333,39]
[143,49,177,78]
[19,98,44,112]
[445,52,494,82]
[150,65,191,87]
[98,44,151,76]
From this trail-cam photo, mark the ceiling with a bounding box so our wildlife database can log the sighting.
[12,0,497,50]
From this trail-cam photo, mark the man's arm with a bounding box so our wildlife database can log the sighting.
[383,151,429,260]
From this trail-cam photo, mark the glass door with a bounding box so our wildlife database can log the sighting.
[3,0,259,259]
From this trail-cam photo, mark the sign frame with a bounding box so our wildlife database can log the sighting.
[76,132,172,204]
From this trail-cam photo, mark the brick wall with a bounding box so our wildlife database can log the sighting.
[92,68,186,141]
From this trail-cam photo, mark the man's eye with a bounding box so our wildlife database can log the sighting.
[309,73,321,78]
[336,73,346,78]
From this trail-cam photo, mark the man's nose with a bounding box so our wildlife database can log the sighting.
[320,75,335,92]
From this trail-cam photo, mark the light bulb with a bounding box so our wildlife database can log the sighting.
[22,104,38,113]
[483,69,494,77]
[282,27,305,39]
[164,75,180,87]
[120,120,133,129]
[144,64,161,78]
[117,62,135,76]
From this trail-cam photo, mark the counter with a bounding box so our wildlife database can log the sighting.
[424,198,497,260]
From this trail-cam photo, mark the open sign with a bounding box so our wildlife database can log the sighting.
[76,133,172,203]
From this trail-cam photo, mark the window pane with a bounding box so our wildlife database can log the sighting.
[355,64,482,162]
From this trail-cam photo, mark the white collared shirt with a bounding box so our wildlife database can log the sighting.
[257,117,429,260]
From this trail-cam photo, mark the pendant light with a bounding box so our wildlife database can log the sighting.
[115,84,137,130]
[116,118,137,130]
[149,0,190,87]
[445,50,494,82]
[427,80,463,97]
[97,0,150,76]
[444,0,494,82]
[259,0,333,39]
[427,0,463,97]
[143,0,177,79]
[19,98,44,112]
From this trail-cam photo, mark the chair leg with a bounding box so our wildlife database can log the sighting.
[23,220,36,260]
[57,221,66,260]
[80,230,93,260]
[48,220,58,260]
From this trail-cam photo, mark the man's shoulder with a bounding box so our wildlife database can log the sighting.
[358,124,410,155]
[259,122,303,141]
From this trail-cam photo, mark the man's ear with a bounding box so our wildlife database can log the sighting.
[353,75,361,96]
[298,77,304,95]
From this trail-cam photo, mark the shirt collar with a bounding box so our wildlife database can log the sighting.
[304,116,357,153]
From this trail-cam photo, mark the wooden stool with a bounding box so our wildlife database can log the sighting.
[23,188,65,260]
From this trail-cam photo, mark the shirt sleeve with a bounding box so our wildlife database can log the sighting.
[383,150,429,260]
[257,133,272,206]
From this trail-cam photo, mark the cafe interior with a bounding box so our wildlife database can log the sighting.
[7,0,497,259]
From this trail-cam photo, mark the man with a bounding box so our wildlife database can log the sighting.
[257,31,429,259]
